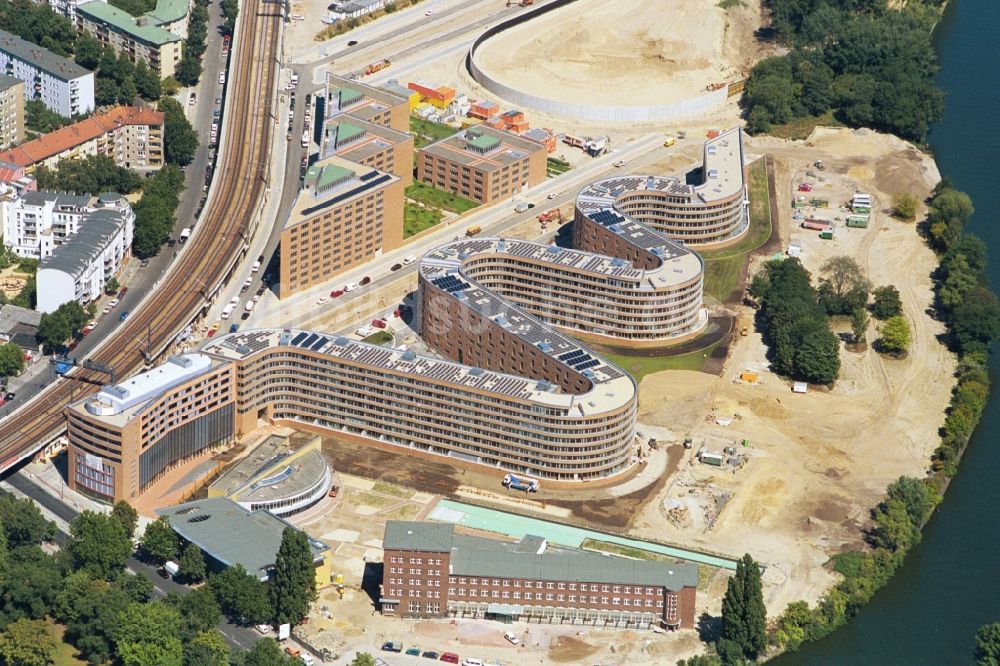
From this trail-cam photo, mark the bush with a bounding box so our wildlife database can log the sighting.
[893,191,919,221]
[877,316,911,354]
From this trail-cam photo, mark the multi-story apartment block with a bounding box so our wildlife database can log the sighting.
[0,30,95,117]
[76,1,184,79]
[416,125,547,204]
[380,521,698,629]
[0,75,24,148]
[320,73,410,133]
[66,354,236,502]
[3,191,135,311]
[0,105,164,172]
[576,128,748,248]
[278,155,403,299]
[319,114,413,185]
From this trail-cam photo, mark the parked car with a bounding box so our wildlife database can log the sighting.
[381,642,402,653]
[284,646,300,657]
[391,263,402,271]
[547,192,559,199]
[504,630,520,645]
[343,282,359,292]
[255,624,270,634]
[371,318,387,329]
[3,392,14,402]
[118,310,130,322]
[402,254,416,265]
[440,654,460,664]
[330,289,344,298]
[140,259,150,267]
[316,296,329,305]
[360,276,371,286]
[405,648,421,656]
[421,651,439,660]
[229,323,240,333]
[109,298,120,307]
[189,92,196,105]
[117,287,128,298]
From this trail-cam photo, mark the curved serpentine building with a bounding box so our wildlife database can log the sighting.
[576,128,749,248]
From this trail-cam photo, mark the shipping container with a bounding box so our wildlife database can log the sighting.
[846,215,869,228]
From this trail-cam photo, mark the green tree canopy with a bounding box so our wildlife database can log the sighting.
[350,653,377,666]
[884,476,936,528]
[110,500,139,539]
[178,542,207,583]
[175,587,223,638]
[36,311,71,354]
[0,342,25,380]
[67,510,132,580]
[115,601,184,666]
[232,638,297,666]
[138,516,178,564]
[0,546,63,624]
[270,527,317,626]
[878,315,911,354]
[158,97,199,165]
[872,498,918,552]
[209,564,272,626]
[817,255,871,316]
[720,554,767,662]
[0,492,55,548]
[34,154,143,196]
[184,630,229,666]
[975,622,1000,666]
[0,618,56,666]
[871,285,902,320]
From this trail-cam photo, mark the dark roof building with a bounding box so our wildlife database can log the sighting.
[380,521,698,630]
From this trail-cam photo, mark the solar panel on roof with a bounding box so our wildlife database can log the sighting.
[300,333,319,348]
[311,336,327,350]
[574,358,601,371]
[290,332,308,346]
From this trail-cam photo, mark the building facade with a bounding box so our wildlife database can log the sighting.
[0,75,24,149]
[0,30,95,117]
[65,354,236,502]
[319,114,413,185]
[416,125,547,205]
[0,106,164,173]
[278,155,403,299]
[575,128,748,248]
[76,1,184,79]
[380,521,698,630]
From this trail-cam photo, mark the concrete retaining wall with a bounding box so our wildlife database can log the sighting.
[467,0,730,123]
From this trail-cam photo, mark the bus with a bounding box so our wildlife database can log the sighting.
[179,228,192,243]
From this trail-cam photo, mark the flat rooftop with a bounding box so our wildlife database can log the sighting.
[420,125,545,172]
[157,497,329,580]
[320,114,410,163]
[0,30,91,81]
[76,1,182,46]
[285,154,399,229]
[69,354,221,427]
[201,326,634,415]
[325,72,407,114]
[210,433,329,505]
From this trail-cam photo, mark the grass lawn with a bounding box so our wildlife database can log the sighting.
[404,203,443,237]
[582,539,722,590]
[372,481,412,498]
[699,158,773,302]
[45,621,87,666]
[406,182,480,214]
[767,109,844,141]
[361,330,393,346]
[409,116,458,149]
[602,340,723,382]
[547,157,571,176]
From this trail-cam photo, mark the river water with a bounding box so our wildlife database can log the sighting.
[774,1,1000,664]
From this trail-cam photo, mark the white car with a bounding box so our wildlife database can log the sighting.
[252,293,262,303]
[425,9,433,15]
[343,282,359,292]
[402,254,416,265]
[109,298,120,307]
[504,631,520,645]
[229,296,240,307]
[547,192,558,199]
[613,159,627,167]
[218,73,226,85]
[244,300,255,312]
[355,325,373,337]
[316,296,329,305]
[255,624,270,634]
[251,260,261,273]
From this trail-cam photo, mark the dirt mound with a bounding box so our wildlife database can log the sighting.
[547,635,599,663]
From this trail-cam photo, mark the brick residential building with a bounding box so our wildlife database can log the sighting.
[0,75,24,149]
[380,521,698,630]
[278,155,403,299]
[416,125,547,205]
[320,72,409,133]
[319,114,413,185]
[0,105,164,173]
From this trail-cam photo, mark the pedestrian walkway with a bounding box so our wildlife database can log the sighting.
[430,498,738,570]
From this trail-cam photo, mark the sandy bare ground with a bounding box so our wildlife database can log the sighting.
[474,0,764,107]
[627,128,955,616]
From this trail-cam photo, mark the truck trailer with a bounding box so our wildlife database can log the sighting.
[502,474,539,492]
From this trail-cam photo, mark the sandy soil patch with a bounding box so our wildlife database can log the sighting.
[475,0,764,107]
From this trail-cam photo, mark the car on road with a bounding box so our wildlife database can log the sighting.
[504,630,520,645]
[391,263,402,271]
[141,258,150,267]
[421,651,439,659]
[343,282,359,292]
[215,97,222,105]
[284,647,300,658]
[118,310,130,322]
[117,287,128,298]
[402,254,416,265]
[229,323,240,333]
[241,311,250,320]
[372,318,387,329]
[360,276,371,286]
[613,159,627,167]
[82,322,97,335]
[109,298,120,307]
[218,73,226,85]
[102,304,112,314]
[405,648,421,656]
[189,92,196,105]
[3,392,13,402]
[547,192,559,199]
[381,642,402,652]
[425,9,433,15]
[330,289,344,298]
[316,296,329,305]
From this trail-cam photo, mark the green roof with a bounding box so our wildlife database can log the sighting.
[334,121,366,146]
[468,134,501,151]
[383,521,454,553]
[157,497,329,580]
[146,0,189,24]
[315,164,354,193]
[77,1,182,46]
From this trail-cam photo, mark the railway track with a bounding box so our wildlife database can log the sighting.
[0,0,282,471]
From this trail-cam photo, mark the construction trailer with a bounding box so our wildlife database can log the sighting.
[846,215,870,228]
[801,219,831,231]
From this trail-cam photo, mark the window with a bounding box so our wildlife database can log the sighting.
[546,594,554,601]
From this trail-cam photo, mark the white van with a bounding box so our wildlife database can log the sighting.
[343,282,359,292]
[504,630,520,645]
[244,300,255,313]
[251,260,261,273]
[299,655,314,666]
[221,304,234,320]
[462,659,484,666]
[218,72,226,85]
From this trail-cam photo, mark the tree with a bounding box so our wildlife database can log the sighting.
[115,601,184,666]
[116,570,155,602]
[350,653,377,666]
[34,154,143,195]
[0,546,63,624]
[36,311,71,354]
[59,301,90,335]
[975,622,1000,666]
[178,542,207,583]
[850,307,869,344]
[209,564,271,625]
[67,510,132,580]
[951,286,1000,355]
[0,618,56,666]
[75,32,103,70]
[134,59,161,100]
[885,476,936,528]
[794,326,841,384]
[159,97,199,165]
[176,587,223,637]
[927,188,974,252]
[720,554,767,662]
[138,516,178,564]
[818,256,871,316]
[232,638,296,666]
[0,342,25,379]
[95,77,120,106]
[118,76,138,105]
[184,630,229,666]
[871,285,902,320]
[111,500,139,539]
[872,498,917,552]
[270,527,317,626]
[175,54,202,87]
[57,574,130,664]
[103,276,121,296]
[878,315,911,354]
[0,492,56,548]
[221,0,239,34]
[892,191,918,221]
